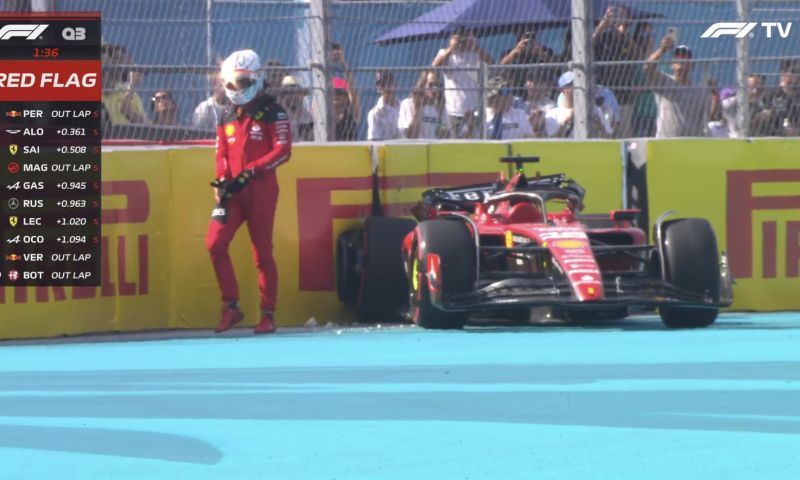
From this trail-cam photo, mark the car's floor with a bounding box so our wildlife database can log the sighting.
[0,312,799,479]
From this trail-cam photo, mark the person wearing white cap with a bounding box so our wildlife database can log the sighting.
[546,72,577,137]
[547,70,619,138]
[279,75,314,142]
[206,49,292,335]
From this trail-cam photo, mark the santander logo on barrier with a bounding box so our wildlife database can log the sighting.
[0,24,48,40]
[727,170,800,279]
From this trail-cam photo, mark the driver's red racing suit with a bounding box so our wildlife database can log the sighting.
[206,93,291,313]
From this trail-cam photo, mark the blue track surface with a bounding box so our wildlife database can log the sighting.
[1,312,799,479]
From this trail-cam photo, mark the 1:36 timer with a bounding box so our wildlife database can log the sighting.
[33,48,59,58]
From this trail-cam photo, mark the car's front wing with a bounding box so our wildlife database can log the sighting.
[438,273,731,312]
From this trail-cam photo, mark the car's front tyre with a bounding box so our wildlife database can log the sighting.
[658,218,720,328]
[408,219,475,330]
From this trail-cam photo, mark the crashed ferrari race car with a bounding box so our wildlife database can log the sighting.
[337,156,733,329]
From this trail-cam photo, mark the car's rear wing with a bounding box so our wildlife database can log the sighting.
[411,182,503,220]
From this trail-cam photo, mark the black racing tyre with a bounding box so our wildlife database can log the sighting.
[408,219,475,330]
[355,217,416,323]
[336,228,361,303]
[658,218,720,328]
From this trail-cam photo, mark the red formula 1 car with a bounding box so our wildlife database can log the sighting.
[338,156,733,329]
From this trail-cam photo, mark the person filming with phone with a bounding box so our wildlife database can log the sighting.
[499,30,553,96]
[432,28,493,138]
[644,33,707,138]
[592,5,637,137]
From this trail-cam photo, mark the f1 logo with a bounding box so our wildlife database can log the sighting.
[701,22,792,39]
[0,24,48,40]
[62,27,86,41]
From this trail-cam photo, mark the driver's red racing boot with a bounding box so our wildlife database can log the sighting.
[215,304,244,333]
[254,310,276,334]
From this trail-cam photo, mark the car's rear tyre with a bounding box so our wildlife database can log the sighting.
[409,219,474,330]
[354,217,416,323]
[658,218,720,328]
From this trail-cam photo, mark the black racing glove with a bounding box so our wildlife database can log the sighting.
[226,168,255,194]
[209,169,256,224]
[210,168,255,199]
[210,178,232,201]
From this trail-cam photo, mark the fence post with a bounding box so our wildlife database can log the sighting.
[479,63,487,139]
[736,0,750,137]
[571,0,592,139]
[310,0,331,142]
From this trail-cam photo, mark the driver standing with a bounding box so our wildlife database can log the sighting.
[206,49,292,334]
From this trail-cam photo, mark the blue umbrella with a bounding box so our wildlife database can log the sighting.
[374,0,661,45]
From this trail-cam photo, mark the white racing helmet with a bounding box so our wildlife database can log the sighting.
[221,49,262,105]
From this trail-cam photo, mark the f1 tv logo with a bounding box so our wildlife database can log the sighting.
[0,24,48,40]
[701,22,792,39]
[727,170,800,279]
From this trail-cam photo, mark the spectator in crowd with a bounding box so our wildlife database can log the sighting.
[329,42,361,124]
[747,73,773,135]
[547,71,619,138]
[333,77,359,141]
[499,30,554,95]
[519,69,556,138]
[484,77,533,140]
[151,90,179,126]
[631,21,657,137]
[101,43,148,125]
[707,79,727,137]
[432,28,493,138]
[758,65,800,136]
[367,70,401,141]
[555,73,620,129]
[207,49,291,335]
[630,21,653,59]
[521,70,556,113]
[779,59,800,77]
[264,59,288,96]
[278,75,314,142]
[720,87,741,138]
[398,70,449,139]
[748,74,768,116]
[546,73,576,138]
[707,83,737,138]
[593,4,637,137]
[706,74,773,137]
[329,42,347,77]
[192,71,229,131]
[644,39,706,138]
